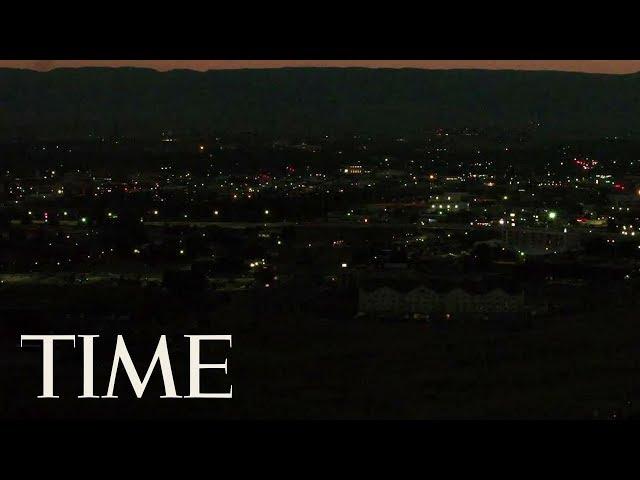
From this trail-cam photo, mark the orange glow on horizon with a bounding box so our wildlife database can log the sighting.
[2,60,640,74]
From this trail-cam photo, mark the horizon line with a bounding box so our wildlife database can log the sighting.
[2,66,640,77]
[2,60,640,75]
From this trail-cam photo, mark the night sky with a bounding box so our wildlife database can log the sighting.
[1,60,640,74]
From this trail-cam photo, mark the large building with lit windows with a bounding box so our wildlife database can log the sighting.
[342,165,364,175]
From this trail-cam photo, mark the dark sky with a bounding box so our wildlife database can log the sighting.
[1,60,640,74]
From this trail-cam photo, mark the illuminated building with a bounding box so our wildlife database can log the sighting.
[343,165,363,175]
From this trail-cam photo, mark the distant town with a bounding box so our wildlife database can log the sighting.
[3,127,640,419]
[1,127,639,320]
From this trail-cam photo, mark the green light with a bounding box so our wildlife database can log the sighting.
[548,211,557,220]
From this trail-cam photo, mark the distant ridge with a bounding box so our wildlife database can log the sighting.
[0,67,638,139]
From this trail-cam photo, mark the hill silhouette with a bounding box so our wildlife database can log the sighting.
[0,67,638,139]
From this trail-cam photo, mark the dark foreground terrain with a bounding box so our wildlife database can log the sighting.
[2,284,639,420]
